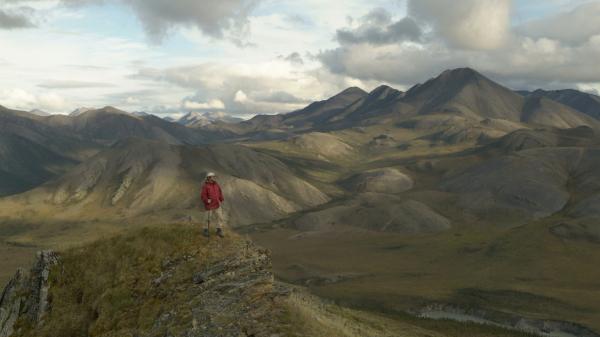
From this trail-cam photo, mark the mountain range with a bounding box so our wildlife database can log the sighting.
[1,67,600,336]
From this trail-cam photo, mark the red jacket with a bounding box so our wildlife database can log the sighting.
[201,181,224,210]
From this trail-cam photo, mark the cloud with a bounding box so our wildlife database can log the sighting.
[408,0,511,50]
[254,91,309,104]
[125,96,140,104]
[318,1,600,91]
[182,99,226,110]
[234,90,248,103]
[336,8,422,45]
[281,52,304,65]
[133,59,368,115]
[51,0,261,43]
[518,2,600,45]
[0,88,69,112]
[0,8,35,29]
[38,80,116,89]
[319,42,462,86]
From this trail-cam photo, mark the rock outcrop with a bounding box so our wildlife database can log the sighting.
[413,303,600,337]
[0,251,58,337]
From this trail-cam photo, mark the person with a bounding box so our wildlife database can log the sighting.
[200,172,225,238]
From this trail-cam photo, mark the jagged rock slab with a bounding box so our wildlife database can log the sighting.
[0,251,58,337]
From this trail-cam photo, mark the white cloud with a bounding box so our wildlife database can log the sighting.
[319,1,600,91]
[234,90,248,103]
[125,96,140,104]
[183,98,225,110]
[518,2,600,45]
[0,88,69,112]
[134,57,374,115]
[408,0,511,50]
[38,80,115,89]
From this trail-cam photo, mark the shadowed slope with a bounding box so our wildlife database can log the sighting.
[0,138,329,227]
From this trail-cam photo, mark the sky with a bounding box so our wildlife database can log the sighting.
[0,0,599,118]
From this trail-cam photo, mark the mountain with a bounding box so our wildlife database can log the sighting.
[401,68,599,129]
[280,87,368,129]
[402,68,525,120]
[0,138,330,227]
[224,68,598,140]
[69,107,94,116]
[524,89,600,120]
[0,105,98,196]
[233,87,368,135]
[0,105,238,197]
[332,85,407,125]
[178,111,243,127]
[521,94,598,128]
[441,127,600,224]
[49,106,221,145]
[28,109,49,116]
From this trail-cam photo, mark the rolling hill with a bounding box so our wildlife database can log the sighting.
[0,106,236,196]
[0,138,330,232]
[520,89,600,120]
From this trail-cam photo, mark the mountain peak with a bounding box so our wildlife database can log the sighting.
[99,106,126,114]
[437,67,486,83]
[29,109,49,116]
[338,86,367,97]
[70,107,94,116]
[368,85,403,100]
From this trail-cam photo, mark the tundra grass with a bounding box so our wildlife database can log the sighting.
[249,218,600,334]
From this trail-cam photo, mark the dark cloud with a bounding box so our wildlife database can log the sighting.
[0,8,35,29]
[11,0,260,42]
[318,43,463,86]
[318,1,600,91]
[336,8,422,45]
[110,0,260,42]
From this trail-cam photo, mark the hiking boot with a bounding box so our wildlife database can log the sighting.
[216,228,224,238]
[203,228,210,238]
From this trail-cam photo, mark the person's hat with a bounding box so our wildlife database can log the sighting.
[206,172,216,179]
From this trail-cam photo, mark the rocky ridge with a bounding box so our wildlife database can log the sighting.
[0,251,58,337]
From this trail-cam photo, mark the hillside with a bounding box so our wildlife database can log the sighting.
[0,105,232,197]
[0,138,330,246]
[46,107,220,145]
[0,225,465,337]
[0,106,98,196]
[520,89,600,120]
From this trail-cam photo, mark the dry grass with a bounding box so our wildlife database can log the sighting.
[14,224,241,337]
[249,218,600,333]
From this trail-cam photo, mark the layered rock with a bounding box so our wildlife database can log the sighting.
[0,251,58,337]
